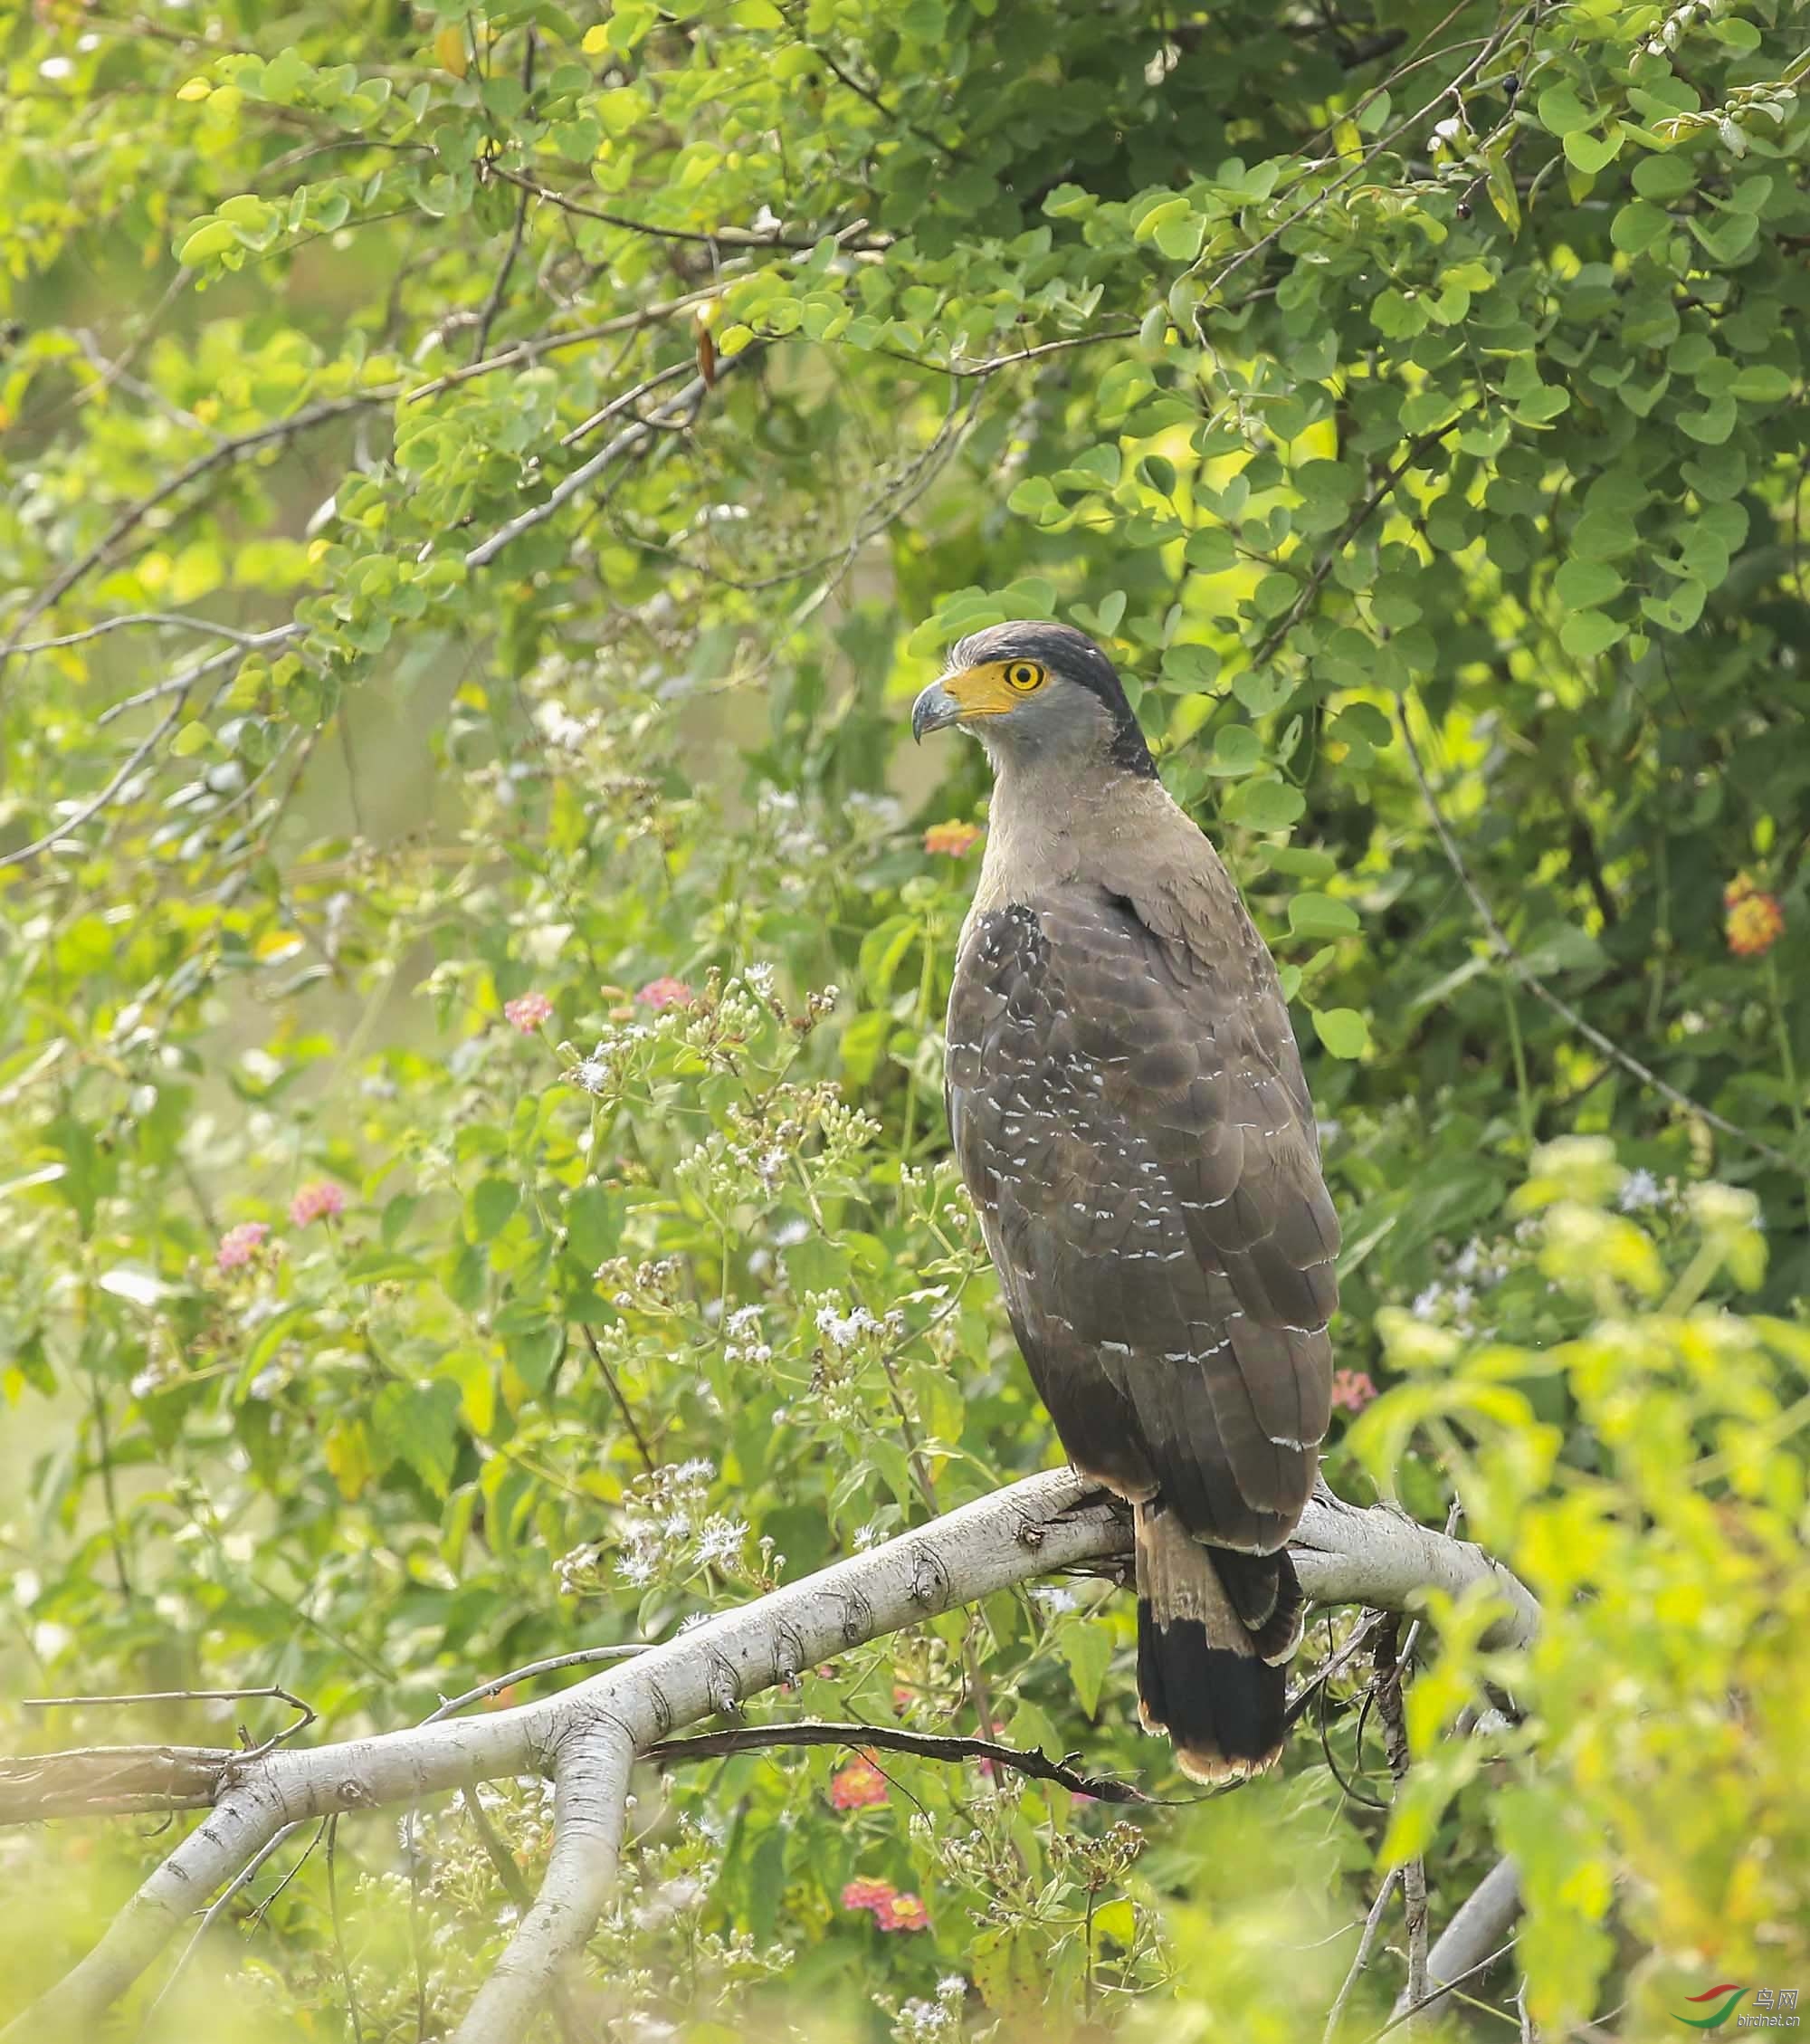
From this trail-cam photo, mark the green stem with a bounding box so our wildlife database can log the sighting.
[1764,952,1810,1225]
[1503,983,1535,1152]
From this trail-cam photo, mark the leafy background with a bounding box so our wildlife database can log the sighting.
[1,0,1806,2039]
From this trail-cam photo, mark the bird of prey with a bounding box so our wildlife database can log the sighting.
[912,621,1338,1781]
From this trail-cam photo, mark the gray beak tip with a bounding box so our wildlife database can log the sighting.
[911,680,957,744]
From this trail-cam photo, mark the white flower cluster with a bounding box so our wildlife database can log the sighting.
[1616,1167,1671,1214]
[723,1304,772,1369]
[567,1022,653,1098]
[576,1457,757,1592]
[813,1294,906,1354]
[756,785,827,868]
[892,1977,968,2043]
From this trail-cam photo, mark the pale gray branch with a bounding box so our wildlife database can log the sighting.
[3,1469,1537,2044]
[450,1727,635,2044]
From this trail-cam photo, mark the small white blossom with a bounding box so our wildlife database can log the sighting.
[696,1517,748,1567]
[815,1300,881,1350]
[1617,1168,1664,1213]
[1411,1283,1444,1320]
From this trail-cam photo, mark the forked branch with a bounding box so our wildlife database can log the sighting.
[1,1469,1537,2044]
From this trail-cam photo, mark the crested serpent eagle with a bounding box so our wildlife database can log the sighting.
[912,620,1339,1781]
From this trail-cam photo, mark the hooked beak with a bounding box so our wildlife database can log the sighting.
[910,664,1018,742]
[911,679,963,742]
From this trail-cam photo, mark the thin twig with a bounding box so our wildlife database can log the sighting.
[1372,1616,1428,2025]
[5,613,273,655]
[96,622,302,726]
[1399,699,1797,1171]
[557,360,695,448]
[420,1646,647,1727]
[0,404,383,658]
[471,33,537,364]
[576,1325,656,1473]
[140,1818,310,2027]
[1286,1608,1391,1731]
[462,354,750,570]
[25,1683,318,1767]
[1324,1867,1403,2042]
[0,694,185,871]
[1364,1939,1519,2042]
[488,166,881,252]
[645,1717,1155,1803]
[326,1816,363,2044]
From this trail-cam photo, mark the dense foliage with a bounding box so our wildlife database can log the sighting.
[2,0,1806,2038]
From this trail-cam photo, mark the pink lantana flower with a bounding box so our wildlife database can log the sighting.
[828,1755,889,1810]
[637,976,693,1011]
[876,1892,930,1934]
[289,1180,346,1227]
[841,1877,897,1914]
[215,1222,270,1272]
[503,992,554,1032]
[1330,1368,1377,1414]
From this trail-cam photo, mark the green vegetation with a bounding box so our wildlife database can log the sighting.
[1,1,1806,2038]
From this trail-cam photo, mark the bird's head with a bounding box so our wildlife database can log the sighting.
[910,621,1157,780]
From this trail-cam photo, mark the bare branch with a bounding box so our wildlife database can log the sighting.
[1392,1855,1522,2025]
[1323,1867,1402,2043]
[462,351,759,571]
[1372,1616,1429,2028]
[142,1818,312,2024]
[487,166,885,253]
[1,1470,1537,2043]
[0,406,384,659]
[449,1726,635,2044]
[647,1718,1154,1804]
[4,613,274,656]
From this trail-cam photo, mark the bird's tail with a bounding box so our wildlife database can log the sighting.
[1132,1498,1303,1783]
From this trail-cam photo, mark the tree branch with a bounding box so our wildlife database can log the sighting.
[1372,1615,1429,2029]
[450,1725,635,2044]
[646,1718,1154,1803]
[1392,1854,1521,2025]
[1,1469,1537,2044]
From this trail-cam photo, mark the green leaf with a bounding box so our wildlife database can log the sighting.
[1537,85,1593,136]
[1288,893,1360,939]
[470,1177,519,1242]
[177,219,240,264]
[1204,724,1262,776]
[1183,525,1237,573]
[1553,559,1624,610]
[1226,777,1306,831]
[1563,128,1622,175]
[1559,609,1627,659]
[1311,1007,1371,1058]
[1160,643,1221,691]
[372,1380,462,1497]
[1056,1617,1112,1717]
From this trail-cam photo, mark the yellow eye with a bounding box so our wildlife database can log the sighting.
[1005,661,1044,692]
